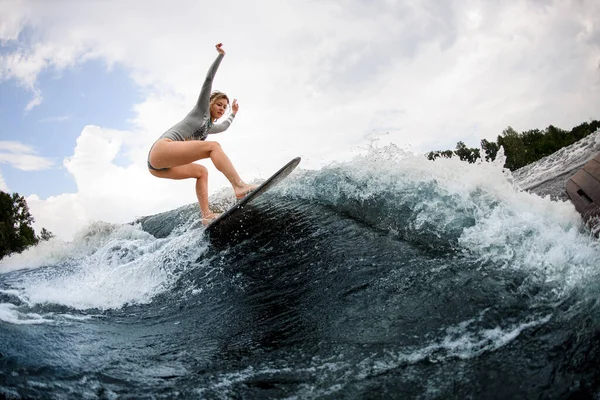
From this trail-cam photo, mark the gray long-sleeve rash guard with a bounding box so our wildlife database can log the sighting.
[159,53,235,142]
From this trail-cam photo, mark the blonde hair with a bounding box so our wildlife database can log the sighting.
[210,91,229,107]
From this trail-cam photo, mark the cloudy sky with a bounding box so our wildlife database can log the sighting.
[0,0,598,240]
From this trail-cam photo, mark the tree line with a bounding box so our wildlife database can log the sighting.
[426,120,600,171]
[0,190,54,260]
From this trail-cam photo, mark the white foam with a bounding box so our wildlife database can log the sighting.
[0,221,128,274]
[283,143,600,294]
[0,303,53,325]
[433,314,552,359]
[352,313,552,381]
[0,237,73,274]
[457,178,600,292]
[2,223,210,311]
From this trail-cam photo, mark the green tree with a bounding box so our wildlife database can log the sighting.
[497,126,528,170]
[454,141,481,164]
[39,228,55,241]
[480,139,499,162]
[12,193,37,250]
[426,119,600,171]
[426,149,454,161]
[427,142,481,164]
[571,120,600,142]
[521,129,544,163]
[0,191,52,260]
[0,191,14,259]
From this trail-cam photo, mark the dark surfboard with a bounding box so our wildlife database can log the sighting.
[566,152,600,235]
[205,157,301,242]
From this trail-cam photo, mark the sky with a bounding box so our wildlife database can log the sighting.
[0,0,599,240]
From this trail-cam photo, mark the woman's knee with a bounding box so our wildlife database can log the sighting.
[207,141,222,152]
[194,164,208,178]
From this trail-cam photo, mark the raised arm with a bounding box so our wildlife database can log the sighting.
[190,43,227,118]
[193,53,224,114]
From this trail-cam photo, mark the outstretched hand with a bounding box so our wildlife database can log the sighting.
[215,43,225,55]
[232,99,239,115]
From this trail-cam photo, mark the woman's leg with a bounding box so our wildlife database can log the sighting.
[149,163,216,221]
[194,166,211,217]
[150,139,256,198]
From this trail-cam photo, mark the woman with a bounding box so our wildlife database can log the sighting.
[147,43,257,224]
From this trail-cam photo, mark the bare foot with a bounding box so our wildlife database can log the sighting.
[201,212,221,226]
[234,183,259,200]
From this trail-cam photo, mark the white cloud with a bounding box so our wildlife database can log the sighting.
[0,0,29,43]
[0,141,35,153]
[0,141,53,171]
[1,0,599,239]
[24,87,42,111]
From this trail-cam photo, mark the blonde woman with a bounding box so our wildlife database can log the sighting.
[147,43,256,224]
